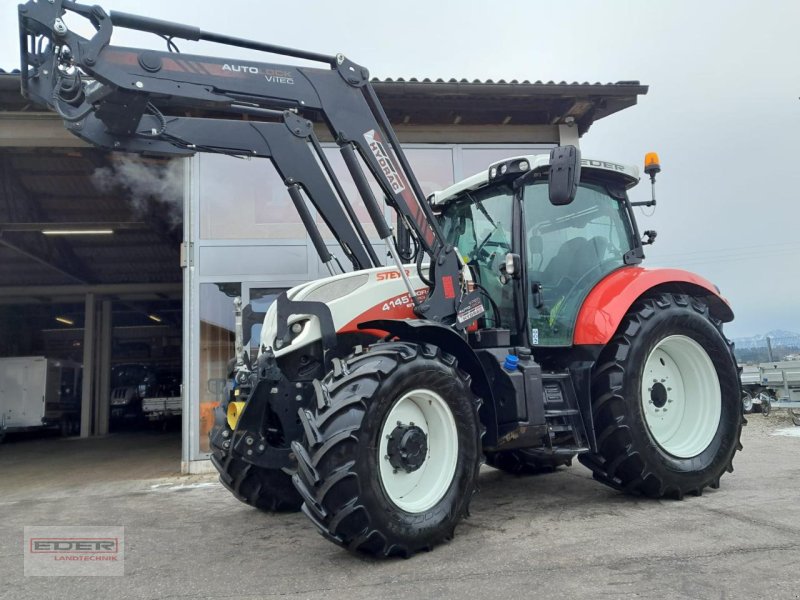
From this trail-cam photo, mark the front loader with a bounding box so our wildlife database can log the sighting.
[19,0,744,557]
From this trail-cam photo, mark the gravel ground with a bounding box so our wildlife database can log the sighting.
[1,415,798,600]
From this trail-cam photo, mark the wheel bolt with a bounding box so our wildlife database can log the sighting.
[222,430,229,438]
[258,444,265,452]
[246,449,253,456]
[245,437,254,445]
[223,441,230,449]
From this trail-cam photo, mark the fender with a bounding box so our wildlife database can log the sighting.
[358,318,495,409]
[574,266,734,346]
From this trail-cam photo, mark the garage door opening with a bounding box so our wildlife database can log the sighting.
[0,147,185,479]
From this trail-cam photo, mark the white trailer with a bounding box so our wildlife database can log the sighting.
[740,360,800,424]
[142,395,181,426]
[0,357,82,440]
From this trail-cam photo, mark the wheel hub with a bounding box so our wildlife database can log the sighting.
[386,422,428,473]
[650,382,668,408]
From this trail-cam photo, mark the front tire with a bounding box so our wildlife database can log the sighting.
[209,401,302,512]
[292,342,482,557]
[210,444,302,512]
[579,293,743,499]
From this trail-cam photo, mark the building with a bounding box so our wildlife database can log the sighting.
[0,69,647,471]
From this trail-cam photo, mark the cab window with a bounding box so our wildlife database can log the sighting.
[524,181,634,346]
[439,185,515,329]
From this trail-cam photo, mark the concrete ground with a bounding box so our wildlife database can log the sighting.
[1,416,798,600]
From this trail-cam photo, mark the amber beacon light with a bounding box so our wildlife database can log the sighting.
[644,152,661,179]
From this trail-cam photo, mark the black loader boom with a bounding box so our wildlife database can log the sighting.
[18,0,483,327]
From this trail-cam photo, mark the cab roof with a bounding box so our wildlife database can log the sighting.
[430,154,640,206]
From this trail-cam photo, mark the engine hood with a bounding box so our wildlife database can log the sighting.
[261,264,428,357]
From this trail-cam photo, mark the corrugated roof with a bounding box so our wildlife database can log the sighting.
[2,68,641,85]
[0,71,646,131]
[371,77,643,86]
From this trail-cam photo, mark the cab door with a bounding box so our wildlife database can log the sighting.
[522,180,635,347]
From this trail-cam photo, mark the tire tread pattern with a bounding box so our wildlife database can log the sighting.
[292,341,482,558]
[578,292,744,500]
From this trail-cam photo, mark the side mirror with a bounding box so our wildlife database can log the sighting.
[548,145,581,206]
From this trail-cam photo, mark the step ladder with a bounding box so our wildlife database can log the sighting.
[540,373,590,456]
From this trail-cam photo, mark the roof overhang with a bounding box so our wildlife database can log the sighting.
[1,73,647,141]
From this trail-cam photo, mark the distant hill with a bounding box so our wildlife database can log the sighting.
[733,330,800,348]
[733,330,800,362]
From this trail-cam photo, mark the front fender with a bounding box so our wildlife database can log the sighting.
[574,267,734,346]
[358,319,494,407]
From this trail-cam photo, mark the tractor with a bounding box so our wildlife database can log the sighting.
[19,0,743,558]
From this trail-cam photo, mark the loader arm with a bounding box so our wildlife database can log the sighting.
[18,0,481,327]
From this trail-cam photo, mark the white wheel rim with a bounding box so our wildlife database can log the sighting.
[378,388,458,513]
[742,392,753,412]
[640,335,722,458]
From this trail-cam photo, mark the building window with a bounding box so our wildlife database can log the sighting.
[199,155,306,241]
[198,282,240,454]
[198,147,456,243]
[248,288,286,358]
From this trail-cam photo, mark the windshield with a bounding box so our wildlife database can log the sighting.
[439,185,515,329]
[524,180,634,346]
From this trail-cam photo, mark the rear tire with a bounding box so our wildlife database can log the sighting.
[292,342,482,557]
[579,293,743,499]
[486,449,574,475]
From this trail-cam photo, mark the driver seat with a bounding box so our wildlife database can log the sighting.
[542,235,609,283]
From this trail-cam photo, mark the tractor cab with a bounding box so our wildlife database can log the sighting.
[434,154,643,347]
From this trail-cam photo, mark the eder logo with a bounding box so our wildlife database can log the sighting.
[31,539,118,553]
[363,130,406,194]
[25,527,125,576]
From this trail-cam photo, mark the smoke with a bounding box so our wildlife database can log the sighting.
[92,155,184,228]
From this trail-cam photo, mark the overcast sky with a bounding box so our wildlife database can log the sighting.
[2,0,798,337]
